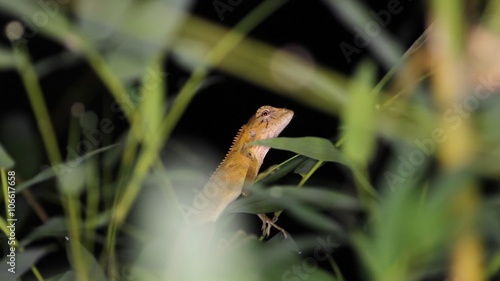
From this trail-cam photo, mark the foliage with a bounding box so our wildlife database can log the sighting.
[1,0,500,280]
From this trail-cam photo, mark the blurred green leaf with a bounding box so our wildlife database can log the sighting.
[15,167,55,193]
[16,144,119,193]
[342,60,377,166]
[139,61,166,142]
[35,51,82,77]
[228,185,359,214]
[75,0,192,80]
[48,271,76,281]
[0,245,55,279]
[65,240,107,281]
[0,143,14,169]
[288,203,347,233]
[21,213,110,247]
[0,0,79,46]
[353,177,459,281]
[21,217,66,246]
[58,163,86,195]
[265,231,301,253]
[228,185,357,234]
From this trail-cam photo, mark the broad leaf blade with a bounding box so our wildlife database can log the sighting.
[342,59,377,166]
[253,137,347,165]
[16,144,119,193]
[0,246,55,279]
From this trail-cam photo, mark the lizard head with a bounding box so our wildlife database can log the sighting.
[239,105,294,164]
[246,105,294,140]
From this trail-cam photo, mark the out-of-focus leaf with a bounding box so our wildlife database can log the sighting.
[253,137,347,165]
[75,0,193,80]
[139,61,166,143]
[21,213,110,247]
[266,232,301,254]
[228,185,359,214]
[353,175,460,280]
[20,217,66,246]
[377,141,430,193]
[0,143,14,169]
[228,185,357,234]
[288,203,346,233]
[0,245,55,279]
[48,271,75,281]
[15,167,54,193]
[342,60,377,166]
[58,163,86,195]
[65,240,107,281]
[35,51,82,77]
[0,0,79,47]
[16,144,119,193]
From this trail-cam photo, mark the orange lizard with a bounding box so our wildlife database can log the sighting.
[190,105,293,237]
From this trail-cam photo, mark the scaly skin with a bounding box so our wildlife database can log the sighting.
[192,105,293,226]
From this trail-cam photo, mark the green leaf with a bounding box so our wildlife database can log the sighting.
[353,177,459,280]
[228,185,359,214]
[0,0,79,46]
[48,271,76,281]
[287,203,346,233]
[16,144,119,193]
[256,155,308,184]
[75,0,192,80]
[139,61,166,142]
[20,217,66,247]
[294,158,320,176]
[0,245,55,279]
[0,143,14,169]
[65,240,107,281]
[57,164,86,195]
[253,137,347,165]
[21,213,110,247]
[227,185,358,234]
[342,59,377,166]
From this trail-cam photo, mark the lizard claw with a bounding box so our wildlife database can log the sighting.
[258,214,288,239]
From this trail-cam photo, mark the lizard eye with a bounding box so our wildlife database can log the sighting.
[261,110,270,117]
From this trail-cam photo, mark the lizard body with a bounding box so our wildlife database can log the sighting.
[192,105,293,224]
